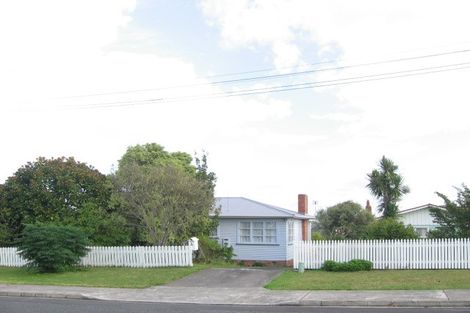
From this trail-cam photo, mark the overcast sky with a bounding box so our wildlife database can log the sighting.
[1,0,469,215]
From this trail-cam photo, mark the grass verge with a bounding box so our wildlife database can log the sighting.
[0,262,237,288]
[265,269,470,290]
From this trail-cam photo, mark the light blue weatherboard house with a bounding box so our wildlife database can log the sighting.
[213,194,315,266]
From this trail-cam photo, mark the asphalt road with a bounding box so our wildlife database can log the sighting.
[1,297,469,313]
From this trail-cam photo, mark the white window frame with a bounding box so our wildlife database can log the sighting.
[288,220,294,243]
[415,227,428,238]
[237,220,277,244]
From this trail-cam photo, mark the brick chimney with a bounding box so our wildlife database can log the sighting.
[298,194,308,215]
[366,200,372,213]
[298,194,309,240]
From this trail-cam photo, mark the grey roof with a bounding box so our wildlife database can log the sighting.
[215,197,315,219]
[397,203,443,215]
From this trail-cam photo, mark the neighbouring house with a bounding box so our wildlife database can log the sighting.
[213,194,315,266]
[397,204,442,238]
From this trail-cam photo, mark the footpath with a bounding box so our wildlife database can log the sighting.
[1,284,469,307]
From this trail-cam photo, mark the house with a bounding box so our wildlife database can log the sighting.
[213,194,315,266]
[397,204,442,238]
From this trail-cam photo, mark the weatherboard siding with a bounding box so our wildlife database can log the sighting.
[398,208,437,227]
[217,218,288,261]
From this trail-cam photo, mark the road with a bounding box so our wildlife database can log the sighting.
[0,297,469,313]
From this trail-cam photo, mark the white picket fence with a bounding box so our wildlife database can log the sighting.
[294,238,470,270]
[0,247,26,267]
[81,245,194,267]
[0,245,194,268]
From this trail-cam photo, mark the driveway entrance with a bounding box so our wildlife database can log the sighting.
[167,268,284,288]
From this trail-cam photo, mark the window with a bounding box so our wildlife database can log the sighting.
[238,221,277,244]
[288,220,294,243]
[415,227,428,238]
[239,221,251,243]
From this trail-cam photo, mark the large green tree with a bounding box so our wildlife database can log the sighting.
[313,201,375,239]
[113,163,216,245]
[118,143,195,175]
[366,156,410,218]
[429,184,470,238]
[0,157,129,245]
[112,143,217,245]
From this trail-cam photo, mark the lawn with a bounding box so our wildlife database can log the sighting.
[0,262,237,289]
[265,269,470,290]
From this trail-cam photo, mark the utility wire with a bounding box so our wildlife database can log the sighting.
[69,62,470,109]
[208,40,470,78]
[58,48,470,99]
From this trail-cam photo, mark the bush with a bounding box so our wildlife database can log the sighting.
[17,224,89,273]
[195,235,235,263]
[364,218,418,239]
[311,231,325,241]
[322,259,373,272]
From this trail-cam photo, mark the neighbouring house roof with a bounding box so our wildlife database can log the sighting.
[397,203,443,215]
[215,197,315,219]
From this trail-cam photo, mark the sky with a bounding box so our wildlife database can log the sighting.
[1,0,470,215]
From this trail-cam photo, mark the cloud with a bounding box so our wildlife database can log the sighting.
[200,0,470,210]
[0,0,296,185]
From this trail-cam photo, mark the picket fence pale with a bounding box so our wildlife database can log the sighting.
[0,245,193,268]
[294,238,470,270]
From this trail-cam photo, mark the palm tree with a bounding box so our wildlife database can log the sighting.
[366,156,410,218]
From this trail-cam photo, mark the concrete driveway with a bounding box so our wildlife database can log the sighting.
[167,268,284,288]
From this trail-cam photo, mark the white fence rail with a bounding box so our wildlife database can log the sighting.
[294,238,470,270]
[0,245,194,268]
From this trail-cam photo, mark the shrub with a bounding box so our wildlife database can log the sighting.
[364,218,418,239]
[322,260,337,271]
[322,259,373,272]
[311,231,325,241]
[195,235,235,263]
[17,224,89,273]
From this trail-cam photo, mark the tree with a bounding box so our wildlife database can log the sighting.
[118,143,196,175]
[113,163,216,245]
[111,143,218,245]
[364,218,418,239]
[428,184,470,238]
[313,201,375,239]
[366,156,410,218]
[195,152,217,194]
[0,157,128,245]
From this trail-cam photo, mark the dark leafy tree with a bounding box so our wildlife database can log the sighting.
[0,157,128,245]
[313,201,375,239]
[429,184,470,238]
[366,156,410,218]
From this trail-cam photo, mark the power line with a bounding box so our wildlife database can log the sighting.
[58,48,470,99]
[69,62,470,109]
